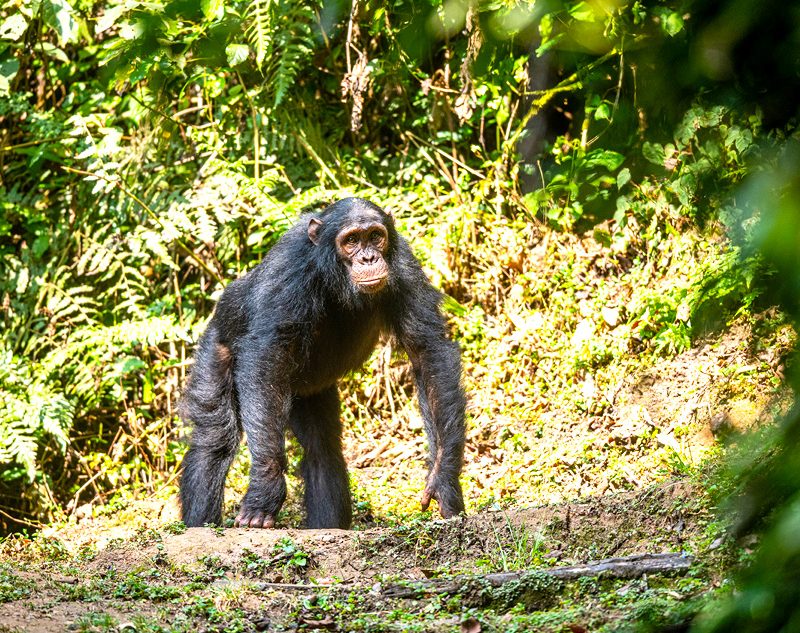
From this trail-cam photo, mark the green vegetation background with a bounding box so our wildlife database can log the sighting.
[1,0,799,631]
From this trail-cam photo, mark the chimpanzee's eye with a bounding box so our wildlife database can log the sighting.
[370,231,382,242]
[346,234,359,246]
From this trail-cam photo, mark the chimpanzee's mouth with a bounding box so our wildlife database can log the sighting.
[358,277,388,292]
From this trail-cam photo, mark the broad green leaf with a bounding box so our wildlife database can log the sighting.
[617,167,631,189]
[585,150,624,171]
[0,14,29,41]
[226,43,250,67]
[594,103,611,121]
[0,57,20,81]
[96,5,126,33]
[38,41,68,63]
[663,12,684,37]
[32,234,49,258]
[43,0,79,44]
[642,142,665,166]
[202,0,225,20]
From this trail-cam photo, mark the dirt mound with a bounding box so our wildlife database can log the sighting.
[84,482,702,581]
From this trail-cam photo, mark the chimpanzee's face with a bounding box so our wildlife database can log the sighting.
[307,208,392,295]
[334,221,389,293]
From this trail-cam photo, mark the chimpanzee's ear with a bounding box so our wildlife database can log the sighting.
[308,218,323,245]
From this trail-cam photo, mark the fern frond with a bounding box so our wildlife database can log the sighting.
[270,4,316,106]
[0,351,75,482]
[247,0,273,67]
[0,420,38,481]
[244,0,319,107]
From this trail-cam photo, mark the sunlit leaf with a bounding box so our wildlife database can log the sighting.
[642,142,665,166]
[202,0,225,20]
[37,41,69,63]
[43,0,79,45]
[226,43,250,67]
[0,13,29,41]
[663,12,684,37]
[96,4,127,33]
[594,103,611,121]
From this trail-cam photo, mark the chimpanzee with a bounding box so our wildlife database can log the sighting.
[179,197,466,529]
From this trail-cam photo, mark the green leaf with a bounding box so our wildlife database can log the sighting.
[0,14,29,41]
[0,56,20,84]
[43,0,79,45]
[584,150,624,171]
[442,293,466,317]
[617,167,631,189]
[119,357,146,373]
[38,41,69,63]
[536,32,564,56]
[642,142,665,166]
[663,12,684,37]
[226,43,250,67]
[569,2,597,22]
[202,0,225,21]
[32,234,49,258]
[593,226,612,247]
[96,5,127,34]
[129,58,154,83]
[248,0,271,67]
[594,103,611,121]
[143,372,154,403]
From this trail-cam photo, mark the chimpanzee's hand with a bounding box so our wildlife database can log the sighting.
[421,475,465,518]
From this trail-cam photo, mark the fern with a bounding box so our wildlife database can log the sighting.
[76,226,149,318]
[270,3,316,107]
[247,0,272,68]
[245,0,319,107]
[0,349,74,482]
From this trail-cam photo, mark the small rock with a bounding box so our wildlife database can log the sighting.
[461,617,481,633]
[708,536,725,550]
[544,549,563,561]
[710,411,732,436]
[601,306,620,328]
[572,319,595,347]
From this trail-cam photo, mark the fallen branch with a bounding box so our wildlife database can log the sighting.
[383,552,693,599]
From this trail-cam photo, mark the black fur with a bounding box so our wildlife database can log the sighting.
[179,197,466,529]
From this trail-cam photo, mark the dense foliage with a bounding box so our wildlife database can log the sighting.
[1,0,799,628]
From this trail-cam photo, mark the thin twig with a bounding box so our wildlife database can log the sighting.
[405,131,485,179]
[0,507,44,530]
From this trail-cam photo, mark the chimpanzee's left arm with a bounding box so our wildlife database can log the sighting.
[391,260,466,518]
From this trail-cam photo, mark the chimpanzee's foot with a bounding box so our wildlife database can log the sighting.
[234,505,276,528]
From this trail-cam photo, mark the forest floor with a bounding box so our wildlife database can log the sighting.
[0,479,727,633]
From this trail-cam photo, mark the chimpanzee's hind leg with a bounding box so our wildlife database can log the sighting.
[289,387,352,529]
[179,326,242,526]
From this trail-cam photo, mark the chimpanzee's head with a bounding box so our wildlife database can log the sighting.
[307,198,394,295]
